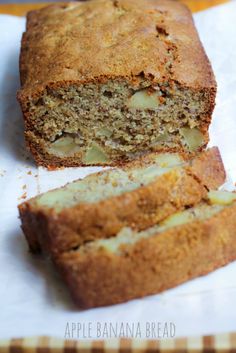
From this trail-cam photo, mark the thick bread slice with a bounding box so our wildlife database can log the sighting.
[55,192,236,308]
[19,147,225,255]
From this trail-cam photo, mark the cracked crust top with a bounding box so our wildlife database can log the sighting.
[18,0,216,101]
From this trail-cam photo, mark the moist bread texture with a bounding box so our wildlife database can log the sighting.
[19,147,225,255]
[55,193,236,308]
[17,0,216,168]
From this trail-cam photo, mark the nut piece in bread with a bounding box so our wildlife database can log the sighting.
[17,0,216,168]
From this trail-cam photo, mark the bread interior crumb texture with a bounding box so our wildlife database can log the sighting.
[26,80,209,163]
[36,153,184,211]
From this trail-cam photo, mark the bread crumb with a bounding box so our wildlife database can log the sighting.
[27,171,32,175]
[47,165,65,171]
[18,192,27,201]
[0,169,6,177]
[22,184,27,190]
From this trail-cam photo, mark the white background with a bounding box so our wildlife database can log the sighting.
[0,2,236,339]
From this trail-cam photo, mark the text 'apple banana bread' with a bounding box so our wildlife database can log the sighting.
[19,147,225,256]
[17,0,216,168]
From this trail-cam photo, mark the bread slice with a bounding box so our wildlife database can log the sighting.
[55,191,236,308]
[19,147,225,255]
[17,0,216,168]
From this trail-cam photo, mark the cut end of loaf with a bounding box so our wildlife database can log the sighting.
[19,79,213,168]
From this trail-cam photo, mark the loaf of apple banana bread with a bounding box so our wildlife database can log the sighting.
[19,147,225,255]
[55,190,236,308]
[17,0,216,168]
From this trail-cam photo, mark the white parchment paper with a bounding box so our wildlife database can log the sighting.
[1,2,236,340]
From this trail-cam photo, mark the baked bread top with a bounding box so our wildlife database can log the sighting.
[19,0,216,100]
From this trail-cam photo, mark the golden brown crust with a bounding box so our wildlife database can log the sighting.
[55,202,236,308]
[18,147,225,255]
[188,147,226,190]
[18,0,216,100]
